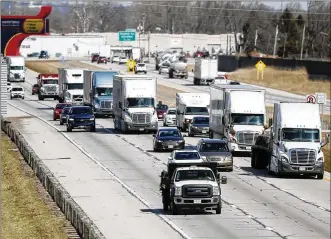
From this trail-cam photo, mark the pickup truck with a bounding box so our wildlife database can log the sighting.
[66,106,96,132]
[160,162,227,215]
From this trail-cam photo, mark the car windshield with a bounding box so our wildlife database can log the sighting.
[185,107,209,115]
[12,88,23,91]
[231,114,264,125]
[126,98,154,108]
[175,170,215,182]
[10,66,24,70]
[62,108,70,114]
[174,151,200,160]
[200,142,229,152]
[67,83,83,90]
[193,117,209,124]
[96,87,113,96]
[282,128,320,142]
[42,79,58,84]
[167,110,176,115]
[159,130,181,137]
[157,104,168,110]
[56,104,71,109]
[72,107,92,114]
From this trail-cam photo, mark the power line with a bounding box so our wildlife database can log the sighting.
[2,0,331,15]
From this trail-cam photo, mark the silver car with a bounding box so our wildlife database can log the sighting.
[196,138,233,172]
[163,108,176,126]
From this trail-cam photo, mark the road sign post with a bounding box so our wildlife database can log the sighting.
[315,92,326,115]
[255,60,266,80]
[118,31,136,42]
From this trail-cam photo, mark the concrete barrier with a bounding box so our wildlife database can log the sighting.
[1,117,105,239]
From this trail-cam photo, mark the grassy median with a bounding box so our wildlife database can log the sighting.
[1,132,69,239]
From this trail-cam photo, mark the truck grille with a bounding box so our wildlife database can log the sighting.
[14,73,20,79]
[182,185,212,198]
[236,131,259,145]
[290,149,316,165]
[100,100,112,109]
[132,113,151,124]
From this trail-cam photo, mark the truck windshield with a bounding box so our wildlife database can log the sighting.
[231,114,264,125]
[12,88,23,91]
[175,170,215,182]
[42,79,58,84]
[193,117,209,124]
[10,66,24,70]
[126,98,154,108]
[282,128,320,142]
[67,83,83,90]
[185,107,209,115]
[96,87,113,96]
[200,142,229,152]
[167,110,176,115]
[72,107,92,114]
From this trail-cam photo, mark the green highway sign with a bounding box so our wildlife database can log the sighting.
[119,31,136,41]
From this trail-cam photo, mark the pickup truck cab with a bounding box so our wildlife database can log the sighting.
[66,106,96,132]
[160,162,227,215]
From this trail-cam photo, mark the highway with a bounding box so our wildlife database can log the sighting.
[4,65,330,239]
[81,59,331,116]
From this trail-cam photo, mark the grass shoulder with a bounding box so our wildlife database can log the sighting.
[1,132,69,239]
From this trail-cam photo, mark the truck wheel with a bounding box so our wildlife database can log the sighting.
[317,173,324,179]
[185,75,188,79]
[216,201,222,214]
[251,150,256,168]
[188,128,193,137]
[162,194,169,211]
[171,201,179,215]
[32,92,35,95]
[90,125,96,132]
[169,71,174,79]
[66,125,72,132]
[60,120,64,125]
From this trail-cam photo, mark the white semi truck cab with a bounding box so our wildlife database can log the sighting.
[268,102,328,178]
[113,75,158,133]
[6,56,25,82]
[176,93,210,132]
[36,74,59,101]
[209,85,266,152]
[58,68,85,104]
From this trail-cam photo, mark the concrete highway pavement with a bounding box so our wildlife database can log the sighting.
[83,60,331,116]
[4,69,331,238]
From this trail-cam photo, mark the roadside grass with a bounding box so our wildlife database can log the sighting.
[27,61,331,172]
[1,132,68,239]
[227,67,331,99]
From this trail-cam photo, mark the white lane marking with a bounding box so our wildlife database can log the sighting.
[7,103,193,239]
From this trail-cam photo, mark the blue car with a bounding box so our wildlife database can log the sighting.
[60,106,71,125]
[188,116,210,137]
[66,106,96,132]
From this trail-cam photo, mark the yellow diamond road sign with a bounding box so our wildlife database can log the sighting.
[255,60,266,70]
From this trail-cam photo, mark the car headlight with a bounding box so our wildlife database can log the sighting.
[124,113,132,122]
[213,186,220,196]
[177,139,184,143]
[174,186,182,196]
[90,117,95,121]
[185,118,191,122]
[316,157,324,164]
[281,156,288,163]
[69,118,74,121]
[156,139,163,143]
[224,156,232,162]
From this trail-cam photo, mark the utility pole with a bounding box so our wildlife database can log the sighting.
[273,25,279,58]
[226,35,229,55]
[283,33,287,58]
[300,24,306,60]
[254,29,258,48]
[148,31,151,63]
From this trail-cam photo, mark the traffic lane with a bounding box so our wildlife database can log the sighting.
[5,111,184,239]
[84,60,331,114]
[9,94,277,238]
[94,119,331,238]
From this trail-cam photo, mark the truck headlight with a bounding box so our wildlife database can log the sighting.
[174,186,182,196]
[94,103,100,108]
[185,118,191,122]
[213,186,220,196]
[124,114,132,123]
[281,156,288,163]
[316,157,323,164]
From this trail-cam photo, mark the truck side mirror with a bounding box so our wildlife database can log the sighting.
[201,156,207,161]
[321,133,329,148]
[221,116,225,125]
[221,176,227,184]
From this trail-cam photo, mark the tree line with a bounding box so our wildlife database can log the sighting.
[1,1,330,59]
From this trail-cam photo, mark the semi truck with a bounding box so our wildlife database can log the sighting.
[36,73,59,100]
[251,102,329,179]
[6,56,25,82]
[176,93,210,132]
[83,70,118,117]
[193,58,218,85]
[58,68,85,104]
[209,84,266,153]
[160,161,227,215]
[113,75,158,133]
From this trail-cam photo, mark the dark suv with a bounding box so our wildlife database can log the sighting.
[66,106,96,132]
[91,54,100,63]
[39,50,49,59]
[97,56,108,64]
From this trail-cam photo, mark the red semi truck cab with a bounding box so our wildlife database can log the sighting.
[36,73,59,86]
